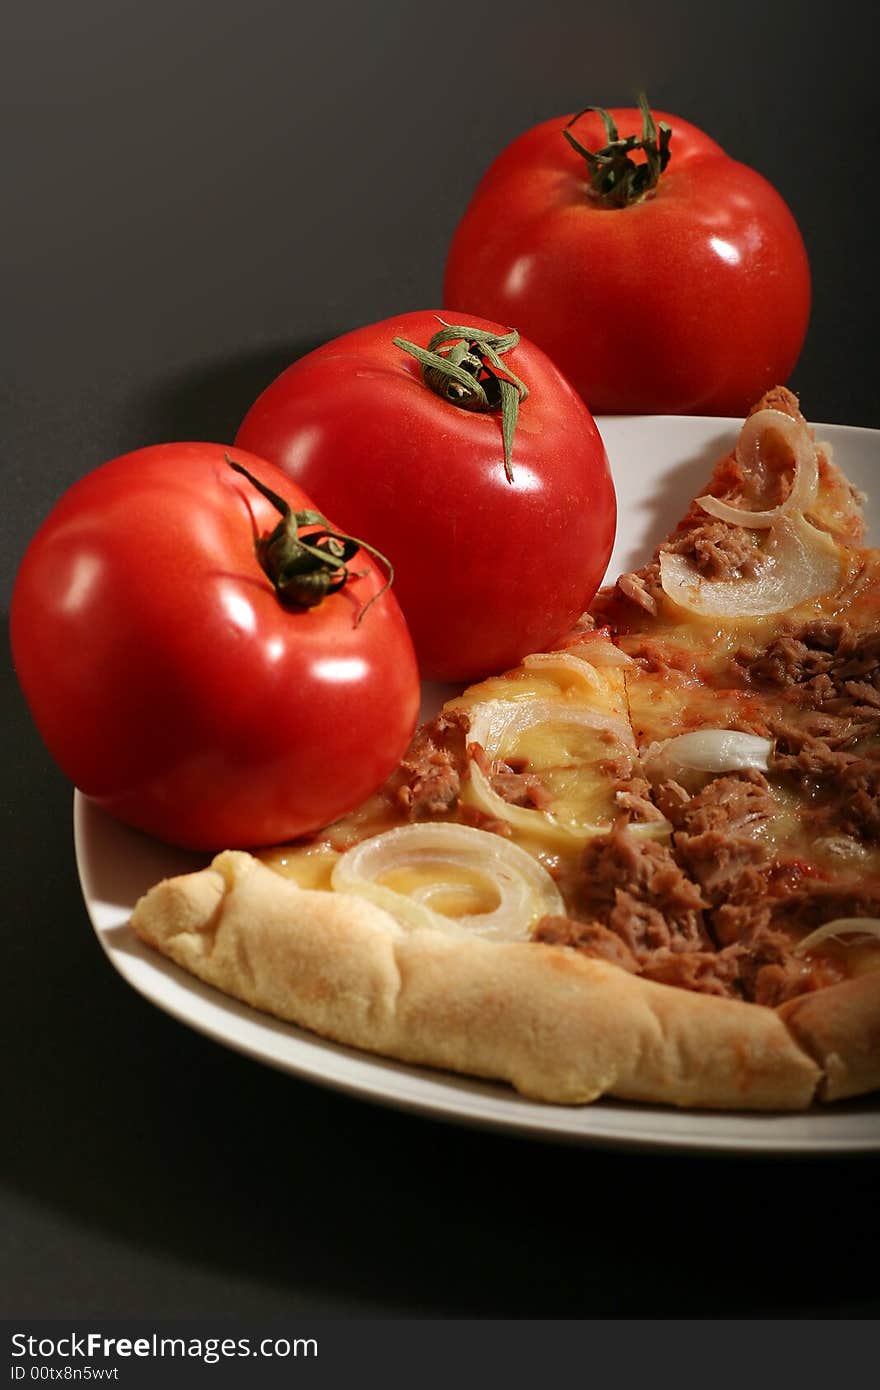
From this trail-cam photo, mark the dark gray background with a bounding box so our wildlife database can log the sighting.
[4,0,879,1319]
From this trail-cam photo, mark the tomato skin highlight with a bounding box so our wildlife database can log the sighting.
[10,443,420,850]
[235,309,616,681]
[443,109,811,416]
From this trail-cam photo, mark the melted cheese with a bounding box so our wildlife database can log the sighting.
[262,843,339,888]
[380,862,500,918]
[263,654,638,898]
[449,660,629,723]
[475,718,623,831]
[452,660,638,860]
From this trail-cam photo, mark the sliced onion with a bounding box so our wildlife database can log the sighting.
[521,650,602,690]
[659,514,841,619]
[815,835,870,863]
[461,697,670,847]
[468,697,632,753]
[330,823,564,940]
[467,698,628,846]
[697,409,819,529]
[644,730,773,781]
[793,918,880,957]
[562,636,634,668]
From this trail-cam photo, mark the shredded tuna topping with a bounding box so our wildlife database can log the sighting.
[616,570,659,615]
[664,519,759,580]
[533,758,880,1005]
[396,709,468,820]
[670,771,775,905]
[742,621,880,698]
[576,822,709,955]
[468,742,554,811]
[534,917,640,973]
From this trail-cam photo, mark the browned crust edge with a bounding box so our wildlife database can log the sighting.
[777,972,880,1102]
[129,851,830,1112]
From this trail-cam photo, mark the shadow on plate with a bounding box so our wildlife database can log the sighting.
[606,425,734,578]
[75,795,207,916]
[638,429,733,542]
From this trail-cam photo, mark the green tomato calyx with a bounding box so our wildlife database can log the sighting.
[226,457,393,625]
[393,318,529,484]
[564,93,672,208]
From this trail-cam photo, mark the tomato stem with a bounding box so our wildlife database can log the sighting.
[226,457,394,625]
[563,93,671,208]
[393,319,528,484]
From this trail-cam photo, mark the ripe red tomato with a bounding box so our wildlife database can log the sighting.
[235,309,616,681]
[443,101,811,416]
[11,443,420,850]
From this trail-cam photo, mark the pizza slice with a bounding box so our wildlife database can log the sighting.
[586,388,880,1097]
[130,390,880,1110]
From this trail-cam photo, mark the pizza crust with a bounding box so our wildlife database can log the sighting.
[130,850,821,1111]
[778,973,880,1102]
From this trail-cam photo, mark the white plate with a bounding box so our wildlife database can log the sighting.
[75,416,880,1154]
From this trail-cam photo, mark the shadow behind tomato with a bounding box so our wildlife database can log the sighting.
[120,338,331,451]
